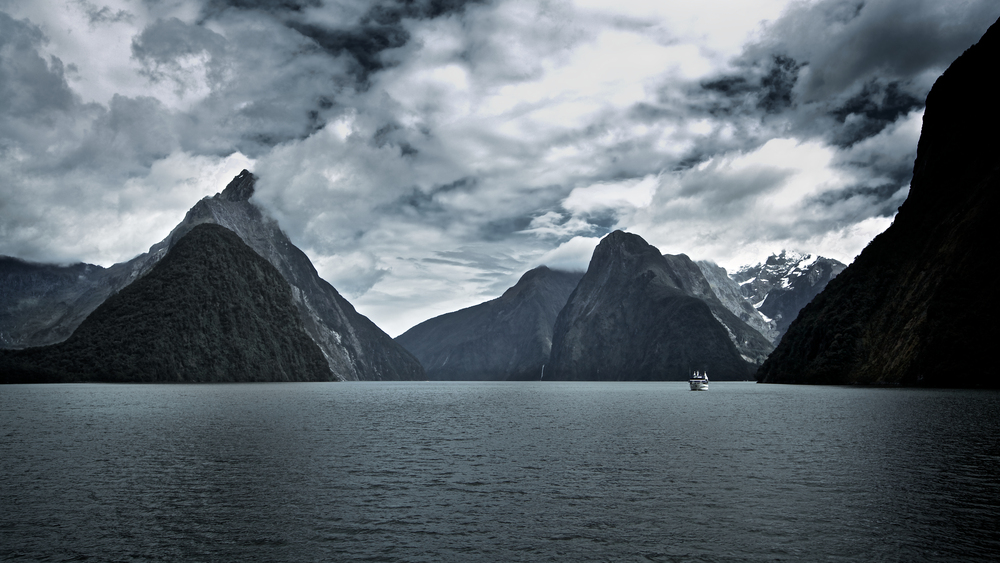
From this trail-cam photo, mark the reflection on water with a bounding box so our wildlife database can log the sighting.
[2,382,999,561]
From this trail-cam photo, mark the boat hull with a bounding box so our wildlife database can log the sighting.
[689,380,708,391]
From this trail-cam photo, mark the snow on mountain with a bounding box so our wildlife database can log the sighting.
[731,251,846,343]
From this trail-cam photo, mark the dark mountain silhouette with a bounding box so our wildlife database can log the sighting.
[757,18,1000,387]
[547,231,769,381]
[730,252,846,343]
[0,170,423,381]
[0,224,332,383]
[395,266,583,380]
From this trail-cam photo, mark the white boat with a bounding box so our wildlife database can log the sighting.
[689,370,709,391]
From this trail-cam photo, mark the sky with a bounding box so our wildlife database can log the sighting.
[1,0,998,336]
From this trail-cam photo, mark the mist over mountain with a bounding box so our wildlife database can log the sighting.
[395,267,583,380]
[731,252,847,343]
[0,224,332,383]
[0,171,423,381]
[548,231,770,381]
[757,18,1000,387]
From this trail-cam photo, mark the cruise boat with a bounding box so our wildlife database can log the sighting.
[689,371,709,391]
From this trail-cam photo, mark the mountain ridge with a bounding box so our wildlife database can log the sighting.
[730,251,846,343]
[0,224,333,383]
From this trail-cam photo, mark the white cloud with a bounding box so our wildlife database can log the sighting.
[3,0,998,336]
[563,174,658,215]
[533,236,601,272]
[620,138,890,270]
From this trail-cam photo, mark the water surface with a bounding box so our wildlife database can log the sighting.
[2,382,998,561]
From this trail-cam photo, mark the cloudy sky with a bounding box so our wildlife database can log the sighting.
[1,0,997,335]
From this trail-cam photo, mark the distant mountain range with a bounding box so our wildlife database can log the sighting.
[398,231,779,381]
[757,17,1000,387]
[0,169,848,384]
[0,171,423,382]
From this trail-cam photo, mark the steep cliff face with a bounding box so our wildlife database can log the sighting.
[0,171,423,381]
[661,253,774,364]
[757,18,1000,387]
[160,171,423,381]
[696,260,779,343]
[395,267,583,380]
[547,231,766,381]
[0,224,332,383]
[731,252,846,343]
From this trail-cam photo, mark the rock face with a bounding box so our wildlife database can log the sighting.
[0,170,423,381]
[0,224,332,383]
[395,267,583,380]
[0,250,168,349]
[659,253,774,365]
[696,260,779,343]
[757,18,1000,387]
[731,252,846,343]
[547,231,771,381]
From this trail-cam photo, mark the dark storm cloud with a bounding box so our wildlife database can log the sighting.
[0,13,77,122]
[127,12,359,157]
[200,0,487,83]
[200,0,323,18]
[810,183,904,217]
[828,80,923,146]
[478,215,534,242]
[686,0,1000,150]
[131,17,227,85]
[63,95,177,173]
[75,1,134,25]
[379,177,477,221]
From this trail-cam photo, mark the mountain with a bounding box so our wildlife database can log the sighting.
[0,224,332,383]
[659,253,774,365]
[0,248,166,350]
[0,170,423,381]
[547,231,771,381]
[696,260,779,343]
[395,266,583,380]
[731,251,846,342]
[757,18,1000,387]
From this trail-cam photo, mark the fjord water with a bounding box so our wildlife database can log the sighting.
[2,382,998,562]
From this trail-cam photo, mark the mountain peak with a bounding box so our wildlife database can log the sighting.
[589,230,661,272]
[218,169,255,202]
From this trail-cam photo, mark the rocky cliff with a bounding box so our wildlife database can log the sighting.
[0,170,423,381]
[547,231,769,381]
[395,267,583,380]
[696,260,779,343]
[161,171,423,381]
[0,224,332,383]
[731,252,846,343]
[756,18,1000,387]
[661,253,774,364]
